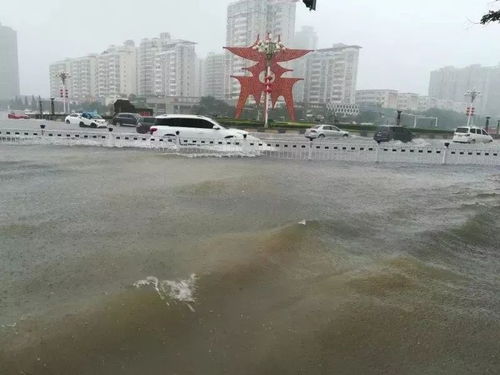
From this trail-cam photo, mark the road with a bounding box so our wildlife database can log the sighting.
[1,116,500,150]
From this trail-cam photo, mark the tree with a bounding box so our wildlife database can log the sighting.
[481,2,500,24]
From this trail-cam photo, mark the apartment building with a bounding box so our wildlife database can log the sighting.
[138,33,197,98]
[302,44,361,105]
[204,53,226,100]
[429,64,500,116]
[355,89,399,110]
[225,0,298,100]
[96,41,137,98]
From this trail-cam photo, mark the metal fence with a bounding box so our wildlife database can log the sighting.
[1,128,500,166]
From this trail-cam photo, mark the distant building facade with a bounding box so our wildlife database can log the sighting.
[293,26,317,103]
[0,22,20,100]
[96,41,137,99]
[137,33,197,98]
[225,0,298,100]
[50,55,97,102]
[429,64,500,116]
[302,44,361,105]
[356,89,399,110]
[204,53,226,100]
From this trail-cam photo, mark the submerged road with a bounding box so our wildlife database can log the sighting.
[1,117,500,149]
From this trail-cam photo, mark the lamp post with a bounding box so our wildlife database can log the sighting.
[56,71,71,114]
[465,90,480,127]
[253,34,285,128]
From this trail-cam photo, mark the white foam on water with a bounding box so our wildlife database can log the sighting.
[133,274,197,312]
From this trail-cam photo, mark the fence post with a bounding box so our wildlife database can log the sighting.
[107,127,114,148]
[308,138,313,161]
[40,124,46,137]
[442,142,449,165]
[175,131,181,150]
[375,141,381,163]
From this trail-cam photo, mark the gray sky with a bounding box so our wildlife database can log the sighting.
[1,0,499,96]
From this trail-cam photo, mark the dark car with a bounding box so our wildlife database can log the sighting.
[374,126,414,143]
[112,113,142,127]
[136,116,156,134]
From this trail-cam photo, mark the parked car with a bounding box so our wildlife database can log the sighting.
[452,126,494,144]
[150,115,251,140]
[65,113,83,125]
[136,116,156,134]
[8,112,30,119]
[77,113,108,128]
[112,113,142,127]
[374,126,414,143]
[305,124,349,140]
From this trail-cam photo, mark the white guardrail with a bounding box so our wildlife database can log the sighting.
[1,128,500,166]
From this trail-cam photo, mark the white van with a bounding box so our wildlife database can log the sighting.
[150,115,251,140]
[452,127,494,144]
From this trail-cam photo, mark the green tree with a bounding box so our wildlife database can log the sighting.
[481,1,500,24]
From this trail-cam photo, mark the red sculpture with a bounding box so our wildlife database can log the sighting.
[225,36,311,121]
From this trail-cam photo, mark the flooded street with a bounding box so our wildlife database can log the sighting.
[1,144,499,374]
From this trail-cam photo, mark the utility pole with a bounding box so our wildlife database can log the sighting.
[465,90,480,127]
[38,96,43,119]
[485,116,491,132]
[396,110,403,126]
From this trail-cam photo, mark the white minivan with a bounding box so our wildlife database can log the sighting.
[150,115,252,140]
[452,127,494,144]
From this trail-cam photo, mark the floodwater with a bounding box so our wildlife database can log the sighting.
[0,144,499,374]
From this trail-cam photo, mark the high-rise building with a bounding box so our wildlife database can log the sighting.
[204,53,226,100]
[302,44,361,105]
[49,60,71,99]
[293,26,317,102]
[194,57,205,98]
[0,22,20,100]
[225,0,298,100]
[50,55,97,102]
[161,39,197,97]
[96,41,137,99]
[429,64,500,116]
[138,33,197,98]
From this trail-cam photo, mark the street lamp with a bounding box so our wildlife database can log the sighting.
[56,71,71,114]
[465,89,480,127]
[253,34,285,128]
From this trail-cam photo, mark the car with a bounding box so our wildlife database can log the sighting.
[150,115,251,140]
[452,126,494,144]
[136,116,156,134]
[112,113,143,127]
[374,125,414,143]
[77,113,108,128]
[8,112,30,119]
[305,124,349,140]
[65,113,83,125]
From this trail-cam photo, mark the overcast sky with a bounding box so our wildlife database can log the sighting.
[1,0,499,96]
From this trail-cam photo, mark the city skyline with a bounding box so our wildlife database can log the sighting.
[1,0,499,96]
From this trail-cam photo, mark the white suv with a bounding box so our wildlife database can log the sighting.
[150,115,251,140]
[452,127,494,144]
[305,125,349,140]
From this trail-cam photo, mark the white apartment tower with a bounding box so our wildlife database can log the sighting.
[293,26,318,102]
[161,40,197,97]
[225,0,298,100]
[69,56,97,101]
[138,33,197,98]
[96,41,137,98]
[204,53,226,100]
[303,44,361,105]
